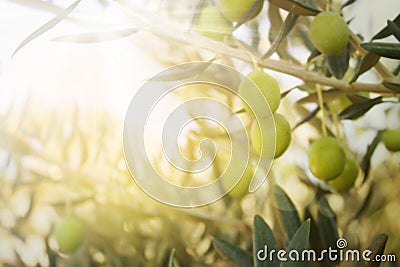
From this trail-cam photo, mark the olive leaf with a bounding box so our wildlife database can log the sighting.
[387,20,400,42]
[372,14,400,40]
[212,238,253,267]
[268,0,320,16]
[267,4,291,60]
[150,60,214,82]
[307,48,322,62]
[234,0,264,29]
[280,220,312,267]
[262,11,298,59]
[346,93,370,104]
[168,249,176,267]
[363,234,388,267]
[317,197,339,250]
[360,131,383,183]
[273,186,302,242]
[281,86,298,99]
[293,106,320,130]
[294,104,334,135]
[393,64,400,76]
[352,185,374,220]
[325,48,350,79]
[297,89,346,104]
[305,209,325,264]
[253,215,279,267]
[189,0,207,30]
[382,81,400,92]
[250,21,261,50]
[12,0,82,57]
[350,52,381,83]
[52,27,141,43]
[338,96,383,120]
[341,0,357,10]
[360,42,400,60]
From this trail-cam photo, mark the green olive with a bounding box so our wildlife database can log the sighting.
[250,113,291,158]
[239,70,281,116]
[328,158,359,192]
[55,217,83,254]
[195,7,233,41]
[218,152,255,198]
[308,136,346,181]
[310,12,349,56]
[219,0,263,22]
[382,128,400,152]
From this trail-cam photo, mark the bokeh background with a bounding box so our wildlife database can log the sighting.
[0,0,399,266]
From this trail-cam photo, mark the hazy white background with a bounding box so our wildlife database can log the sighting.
[0,0,399,117]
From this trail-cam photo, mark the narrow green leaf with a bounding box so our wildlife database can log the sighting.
[151,60,213,82]
[293,106,320,130]
[338,96,383,120]
[21,192,35,221]
[280,220,312,267]
[12,0,82,57]
[341,0,357,10]
[168,249,176,267]
[268,4,291,60]
[361,131,383,183]
[189,0,207,30]
[383,81,400,92]
[350,53,381,83]
[297,89,346,104]
[281,86,297,98]
[250,21,261,50]
[294,104,334,135]
[360,42,400,60]
[268,4,284,42]
[353,184,374,220]
[52,27,141,43]
[393,63,400,76]
[212,238,253,267]
[253,215,279,267]
[387,20,400,42]
[269,0,320,16]
[317,197,339,250]
[325,49,350,79]
[262,11,298,59]
[307,48,321,62]
[363,234,388,267]
[346,93,370,104]
[372,14,400,40]
[305,209,325,262]
[273,186,302,242]
[235,0,264,29]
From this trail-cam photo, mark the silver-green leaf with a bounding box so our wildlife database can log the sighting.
[12,0,82,57]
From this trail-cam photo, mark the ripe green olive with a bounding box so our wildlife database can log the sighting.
[218,152,255,198]
[308,136,346,181]
[239,70,281,116]
[382,128,400,152]
[194,7,233,41]
[309,12,349,56]
[55,217,83,254]
[328,158,359,192]
[250,113,291,158]
[219,0,263,22]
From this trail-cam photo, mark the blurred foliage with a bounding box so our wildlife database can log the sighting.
[1,0,400,266]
